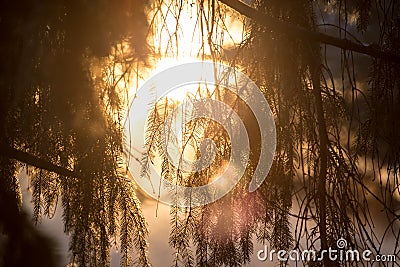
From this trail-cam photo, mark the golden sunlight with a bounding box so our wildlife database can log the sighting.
[144,0,246,85]
[121,0,254,210]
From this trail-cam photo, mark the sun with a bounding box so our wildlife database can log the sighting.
[124,0,249,199]
[127,0,246,102]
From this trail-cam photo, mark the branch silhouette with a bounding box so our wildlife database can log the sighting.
[219,0,400,63]
[1,143,79,178]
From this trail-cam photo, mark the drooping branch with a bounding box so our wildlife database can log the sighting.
[218,0,400,63]
[1,143,79,178]
[310,50,330,264]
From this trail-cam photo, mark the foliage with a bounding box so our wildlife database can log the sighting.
[1,0,399,266]
[143,0,400,266]
[0,0,150,266]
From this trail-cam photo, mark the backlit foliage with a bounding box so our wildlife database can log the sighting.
[0,1,150,266]
[143,0,400,266]
[0,0,399,266]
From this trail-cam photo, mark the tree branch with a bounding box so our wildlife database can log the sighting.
[1,143,79,178]
[218,0,400,63]
[310,52,330,263]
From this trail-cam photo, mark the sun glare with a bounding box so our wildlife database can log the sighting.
[132,0,246,101]
[124,0,248,198]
